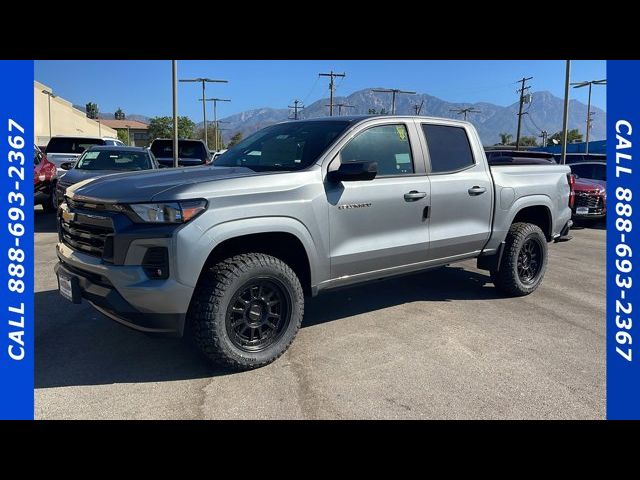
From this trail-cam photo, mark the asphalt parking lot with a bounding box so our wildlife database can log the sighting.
[34,209,606,419]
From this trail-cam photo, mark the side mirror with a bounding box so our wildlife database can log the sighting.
[327,161,378,183]
[60,161,75,170]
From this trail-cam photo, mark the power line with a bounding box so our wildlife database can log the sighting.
[326,103,355,116]
[413,99,425,115]
[371,88,416,115]
[180,77,228,150]
[571,79,606,154]
[288,99,304,120]
[449,107,481,121]
[515,76,533,150]
[319,71,346,116]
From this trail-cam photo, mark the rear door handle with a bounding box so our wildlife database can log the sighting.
[468,186,487,196]
[404,191,427,201]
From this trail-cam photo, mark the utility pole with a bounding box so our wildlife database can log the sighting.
[319,71,346,116]
[561,61,571,164]
[539,130,549,148]
[200,98,231,152]
[326,103,355,116]
[371,88,416,115]
[571,78,606,155]
[214,120,229,151]
[42,89,56,139]
[172,60,179,168]
[180,77,228,150]
[449,107,481,121]
[97,119,101,136]
[515,76,533,150]
[288,99,304,120]
[413,99,424,115]
[125,124,132,146]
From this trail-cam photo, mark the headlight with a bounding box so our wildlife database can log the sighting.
[127,200,207,223]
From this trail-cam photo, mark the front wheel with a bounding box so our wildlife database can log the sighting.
[188,253,304,370]
[491,222,548,296]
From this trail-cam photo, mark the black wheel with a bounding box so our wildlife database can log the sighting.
[491,222,548,296]
[42,182,58,213]
[188,253,304,370]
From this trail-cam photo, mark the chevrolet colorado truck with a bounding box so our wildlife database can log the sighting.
[55,116,573,370]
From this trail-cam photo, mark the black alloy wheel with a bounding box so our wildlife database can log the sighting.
[225,277,291,352]
[517,237,543,284]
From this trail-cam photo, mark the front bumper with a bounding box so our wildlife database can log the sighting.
[55,202,196,336]
[54,261,185,335]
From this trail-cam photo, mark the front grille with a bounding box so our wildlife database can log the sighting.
[575,192,603,209]
[60,203,114,258]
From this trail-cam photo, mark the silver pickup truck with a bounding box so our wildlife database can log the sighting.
[55,116,573,369]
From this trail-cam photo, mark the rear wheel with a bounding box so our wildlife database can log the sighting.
[491,222,548,296]
[188,253,304,370]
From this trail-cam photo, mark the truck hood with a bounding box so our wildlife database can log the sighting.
[67,165,256,204]
[58,168,135,187]
[574,177,605,192]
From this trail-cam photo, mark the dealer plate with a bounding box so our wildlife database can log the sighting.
[576,207,589,215]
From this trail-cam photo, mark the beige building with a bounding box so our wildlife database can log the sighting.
[35,81,117,147]
[100,119,150,147]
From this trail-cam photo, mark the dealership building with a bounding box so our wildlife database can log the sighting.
[34,81,117,147]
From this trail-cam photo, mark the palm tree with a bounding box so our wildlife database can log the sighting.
[499,132,513,145]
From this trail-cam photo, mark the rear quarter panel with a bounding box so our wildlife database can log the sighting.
[486,164,572,251]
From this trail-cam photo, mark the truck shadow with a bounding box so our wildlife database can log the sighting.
[35,266,498,389]
[35,208,59,234]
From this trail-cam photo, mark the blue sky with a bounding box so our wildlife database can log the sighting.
[35,60,606,120]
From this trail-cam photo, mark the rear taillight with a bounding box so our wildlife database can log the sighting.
[567,173,575,208]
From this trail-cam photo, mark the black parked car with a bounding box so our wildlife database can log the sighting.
[56,146,160,204]
[149,139,211,167]
[553,153,606,164]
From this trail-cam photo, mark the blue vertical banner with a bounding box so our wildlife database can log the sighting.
[607,60,640,419]
[0,61,34,419]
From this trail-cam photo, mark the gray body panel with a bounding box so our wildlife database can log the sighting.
[56,116,572,335]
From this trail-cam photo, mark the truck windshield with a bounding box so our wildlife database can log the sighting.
[214,121,350,172]
[75,150,152,171]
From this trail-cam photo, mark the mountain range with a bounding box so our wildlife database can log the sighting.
[76,88,606,147]
[212,89,605,146]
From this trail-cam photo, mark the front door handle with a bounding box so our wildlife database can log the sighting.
[468,186,487,196]
[404,191,427,202]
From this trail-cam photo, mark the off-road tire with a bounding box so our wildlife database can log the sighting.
[189,253,304,370]
[491,222,548,297]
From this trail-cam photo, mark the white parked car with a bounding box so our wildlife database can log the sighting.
[44,136,125,174]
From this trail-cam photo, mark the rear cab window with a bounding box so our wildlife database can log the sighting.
[422,124,475,174]
[46,137,105,154]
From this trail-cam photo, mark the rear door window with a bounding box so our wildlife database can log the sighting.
[422,124,475,173]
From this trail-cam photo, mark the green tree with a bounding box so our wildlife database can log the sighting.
[228,132,243,147]
[86,102,99,119]
[518,136,538,147]
[114,108,126,120]
[548,129,583,144]
[368,108,388,115]
[117,129,129,145]
[147,116,196,140]
[499,132,513,145]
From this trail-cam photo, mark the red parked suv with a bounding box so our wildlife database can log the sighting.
[571,176,606,219]
[34,145,58,212]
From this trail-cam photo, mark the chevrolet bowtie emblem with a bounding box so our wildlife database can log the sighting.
[62,209,75,222]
